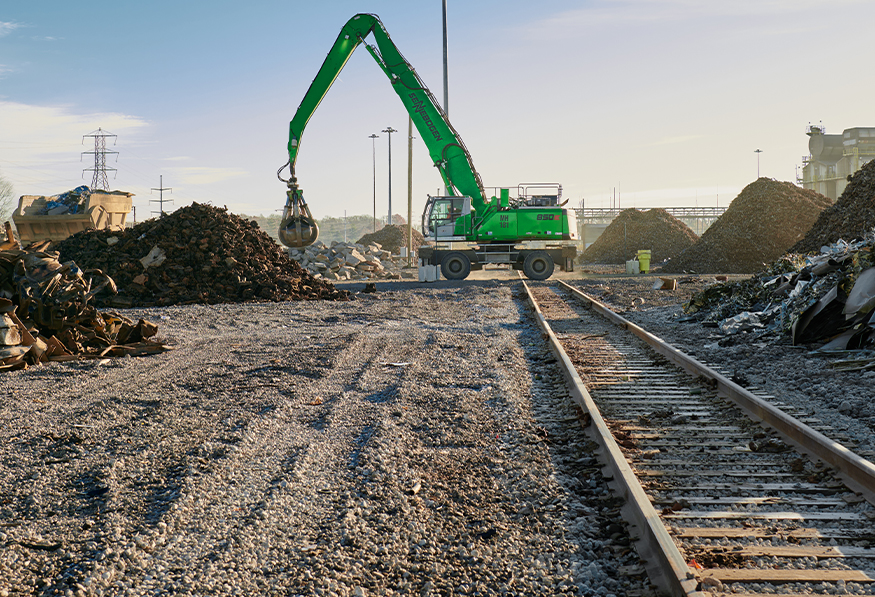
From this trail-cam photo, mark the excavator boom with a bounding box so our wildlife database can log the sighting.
[278,13,486,248]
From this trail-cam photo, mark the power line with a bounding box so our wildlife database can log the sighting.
[81,128,118,190]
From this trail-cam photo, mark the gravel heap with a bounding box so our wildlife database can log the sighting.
[54,203,350,307]
[581,208,698,265]
[791,159,875,254]
[356,224,427,255]
[660,178,832,274]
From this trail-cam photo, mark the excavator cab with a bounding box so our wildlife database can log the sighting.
[278,181,319,248]
[422,195,470,240]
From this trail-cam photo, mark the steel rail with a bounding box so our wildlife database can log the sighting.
[520,280,702,597]
[556,280,875,505]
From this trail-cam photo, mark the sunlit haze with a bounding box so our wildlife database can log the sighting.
[1,0,873,223]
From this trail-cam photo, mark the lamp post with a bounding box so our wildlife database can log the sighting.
[755,148,763,179]
[407,117,415,267]
[369,133,379,232]
[442,0,449,195]
[383,126,397,226]
[442,0,449,116]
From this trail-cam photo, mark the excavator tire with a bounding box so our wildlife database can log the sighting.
[441,252,471,280]
[523,251,554,280]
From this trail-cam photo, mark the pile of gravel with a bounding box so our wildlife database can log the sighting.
[356,224,427,255]
[581,208,698,265]
[660,178,832,274]
[791,159,875,254]
[54,203,350,307]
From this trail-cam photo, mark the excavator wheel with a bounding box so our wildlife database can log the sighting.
[440,252,471,280]
[523,251,554,280]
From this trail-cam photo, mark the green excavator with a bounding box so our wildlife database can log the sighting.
[278,13,577,280]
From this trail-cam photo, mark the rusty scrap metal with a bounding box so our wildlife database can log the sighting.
[53,202,350,307]
[0,231,168,372]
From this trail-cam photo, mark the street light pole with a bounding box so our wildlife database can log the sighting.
[407,117,415,267]
[755,148,763,179]
[369,133,379,232]
[383,126,397,226]
[442,0,449,196]
[442,0,449,116]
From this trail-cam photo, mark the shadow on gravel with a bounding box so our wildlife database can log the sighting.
[364,386,398,404]
[141,464,187,525]
[71,470,109,517]
[334,279,513,293]
[349,424,377,469]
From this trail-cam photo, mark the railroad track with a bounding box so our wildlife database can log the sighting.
[523,280,875,597]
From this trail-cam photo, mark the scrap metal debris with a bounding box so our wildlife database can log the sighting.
[54,202,350,307]
[661,178,832,274]
[792,158,875,254]
[0,228,168,372]
[683,231,875,350]
[34,185,90,215]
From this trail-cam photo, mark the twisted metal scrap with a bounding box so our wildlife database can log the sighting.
[13,251,116,333]
[684,231,875,343]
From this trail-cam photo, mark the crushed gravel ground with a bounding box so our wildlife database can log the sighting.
[0,282,654,597]
[5,273,872,596]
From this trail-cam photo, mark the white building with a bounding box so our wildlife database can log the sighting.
[799,124,875,200]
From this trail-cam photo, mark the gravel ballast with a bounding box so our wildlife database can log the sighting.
[0,283,652,596]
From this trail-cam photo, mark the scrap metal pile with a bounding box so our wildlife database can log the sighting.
[0,229,167,372]
[54,202,350,307]
[581,208,698,265]
[684,231,875,354]
[661,178,832,274]
[792,158,875,254]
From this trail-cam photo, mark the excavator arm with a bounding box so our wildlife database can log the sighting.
[278,13,486,248]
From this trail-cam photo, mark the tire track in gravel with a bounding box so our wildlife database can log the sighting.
[0,349,236,594]
[0,309,358,595]
[88,315,425,593]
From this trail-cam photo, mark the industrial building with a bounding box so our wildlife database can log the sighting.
[799,124,875,200]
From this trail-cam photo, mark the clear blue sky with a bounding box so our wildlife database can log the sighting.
[2,0,873,223]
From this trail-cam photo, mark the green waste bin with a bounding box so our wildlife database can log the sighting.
[636,250,651,273]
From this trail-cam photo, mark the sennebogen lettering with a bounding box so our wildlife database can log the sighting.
[408,93,443,142]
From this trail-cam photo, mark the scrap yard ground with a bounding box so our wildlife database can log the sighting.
[2,271,873,596]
